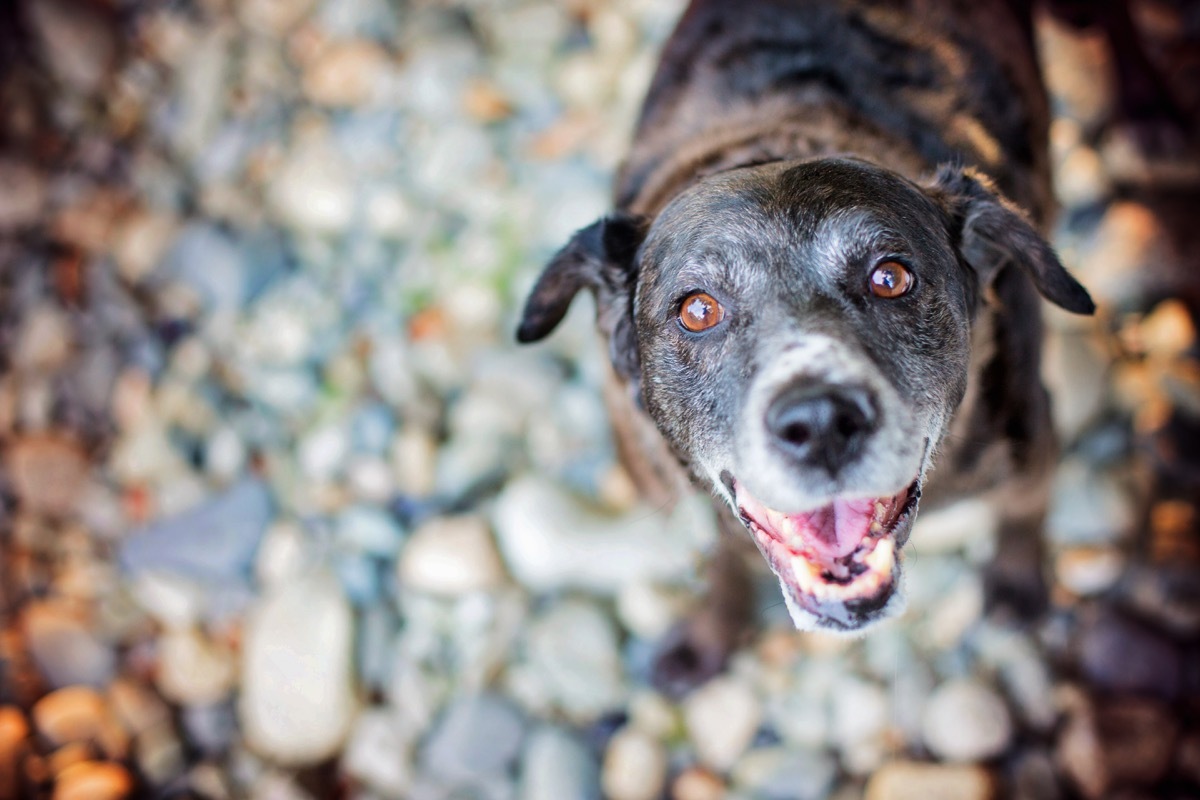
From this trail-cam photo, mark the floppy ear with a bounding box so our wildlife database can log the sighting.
[516,213,648,381]
[932,166,1095,315]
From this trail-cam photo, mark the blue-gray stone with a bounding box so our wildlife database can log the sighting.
[119,479,272,582]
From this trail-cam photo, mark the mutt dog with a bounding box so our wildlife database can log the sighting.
[518,0,1096,646]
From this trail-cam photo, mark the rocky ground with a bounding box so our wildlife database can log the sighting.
[0,1,1198,799]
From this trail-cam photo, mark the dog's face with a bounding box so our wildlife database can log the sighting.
[519,158,1093,632]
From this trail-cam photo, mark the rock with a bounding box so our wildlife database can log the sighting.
[239,572,358,765]
[134,721,185,785]
[521,600,626,722]
[492,476,716,594]
[297,425,349,482]
[6,435,89,517]
[830,678,889,774]
[732,747,837,800]
[1055,691,1106,800]
[1077,612,1181,698]
[601,727,667,800]
[0,160,48,231]
[1054,547,1124,597]
[974,628,1056,732]
[1011,751,1061,800]
[106,679,170,737]
[160,223,247,313]
[1122,565,1200,635]
[616,581,689,641]
[1047,460,1135,546]
[683,676,762,772]
[22,600,116,689]
[672,767,726,800]
[120,479,272,584]
[180,703,236,756]
[921,679,1013,763]
[155,628,237,706]
[341,710,415,800]
[336,506,404,556]
[236,0,316,34]
[15,305,72,371]
[26,0,117,93]
[268,140,356,235]
[204,426,247,482]
[32,687,109,746]
[909,498,997,554]
[518,725,599,800]
[0,707,29,798]
[423,693,525,783]
[398,514,506,596]
[303,40,391,107]
[865,761,995,800]
[52,760,133,800]
[1093,699,1179,787]
[110,210,178,285]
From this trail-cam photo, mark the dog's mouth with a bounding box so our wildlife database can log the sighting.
[728,475,921,631]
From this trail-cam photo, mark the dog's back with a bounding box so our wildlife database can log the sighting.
[617,0,1053,224]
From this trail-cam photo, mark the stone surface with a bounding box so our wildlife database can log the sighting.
[155,628,237,706]
[341,710,415,800]
[520,600,626,722]
[22,600,116,689]
[683,676,763,772]
[6,436,89,517]
[922,679,1014,763]
[865,761,995,800]
[601,727,667,800]
[398,514,507,596]
[1077,612,1181,698]
[423,693,525,784]
[238,572,358,765]
[52,760,133,800]
[519,725,599,800]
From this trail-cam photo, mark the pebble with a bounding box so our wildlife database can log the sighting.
[268,140,356,235]
[522,600,626,722]
[1077,611,1181,698]
[110,210,178,284]
[422,693,525,783]
[683,676,763,772]
[341,710,415,800]
[26,0,117,93]
[922,679,1013,763]
[22,600,116,689]
[398,514,506,596]
[303,40,391,107]
[52,760,133,800]
[601,727,667,800]
[864,761,994,800]
[236,0,316,35]
[518,725,598,800]
[6,435,89,517]
[155,628,237,706]
[0,707,28,797]
[732,747,837,800]
[1047,460,1136,546]
[238,572,358,765]
[336,505,405,556]
[830,677,889,773]
[492,476,714,593]
[1054,547,1124,596]
[0,160,48,231]
[672,767,726,800]
[32,687,108,747]
[120,479,273,584]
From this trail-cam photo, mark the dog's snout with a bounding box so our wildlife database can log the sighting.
[765,384,877,475]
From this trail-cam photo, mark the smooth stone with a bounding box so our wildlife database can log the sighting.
[492,476,716,593]
[830,677,889,773]
[398,515,507,596]
[423,693,525,783]
[106,679,170,737]
[1077,612,1181,698]
[974,628,1056,732]
[297,425,349,482]
[180,703,236,756]
[1055,547,1124,596]
[683,676,763,772]
[336,506,405,556]
[5,435,89,517]
[110,210,178,285]
[909,498,997,554]
[22,600,115,689]
[346,455,394,502]
[26,0,116,93]
[52,761,133,800]
[32,687,108,746]
[601,727,667,800]
[672,767,726,800]
[16,305,73,371]
[204,427,247,482]
[922,679,1013,763]
[160,223,247,312]
[523,600,626,722]
[239,572,358,765]
[254,521,312,590]
[120,479,272,583]
[1054,690,1106,800]
[303,40,391,107]
[155,629,236,706]
[616,581,689,641]
[519,725,599,800]
[0,707,28,797]
[1046,461,1135,546]
[1058,694,1179,796]
[732,747,836,800]
[865,761,994,800]
[236,0,316,34]
[134,721,185,786]
[268,141,355,235]
[0,160,48,231]
[341,710,415,800]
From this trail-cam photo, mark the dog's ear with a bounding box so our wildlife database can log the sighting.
[932,166,1095,315]
[516,213,648,380]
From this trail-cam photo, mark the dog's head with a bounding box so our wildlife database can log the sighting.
[518,158,1093,632]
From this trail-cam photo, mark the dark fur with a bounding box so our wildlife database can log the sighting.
[520,0,1095,660]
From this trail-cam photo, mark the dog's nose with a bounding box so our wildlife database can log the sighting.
[766,384,877,475]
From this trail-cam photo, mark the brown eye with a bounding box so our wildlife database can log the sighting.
[868,261,913,299]
[679,292,725,332]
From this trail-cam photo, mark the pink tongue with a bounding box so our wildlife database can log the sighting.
[794,497,875,559]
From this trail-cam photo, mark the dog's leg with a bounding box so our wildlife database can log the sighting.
[651,517,756,697]
[985,510,1051,621]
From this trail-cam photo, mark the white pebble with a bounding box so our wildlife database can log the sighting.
[398,515,507,596]
[602,727,667,800]
[683,676,762,772]
[922,678,1013,762]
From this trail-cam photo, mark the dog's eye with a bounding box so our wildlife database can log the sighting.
[679,292,725,332]
[868,261,913,299]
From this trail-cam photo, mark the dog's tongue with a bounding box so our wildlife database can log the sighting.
[735,483,875,560]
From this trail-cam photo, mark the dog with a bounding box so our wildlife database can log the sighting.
[517,0,1096,644]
